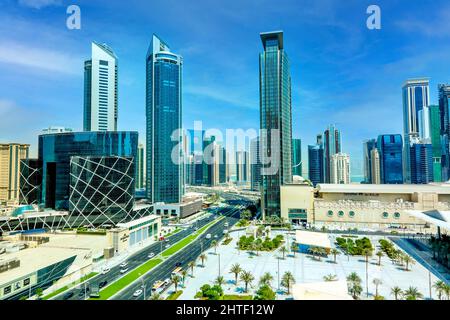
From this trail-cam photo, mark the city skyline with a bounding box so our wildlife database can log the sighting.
[2,1,450,181]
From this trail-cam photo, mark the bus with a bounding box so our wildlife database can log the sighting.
[171,267,182,277]
[89,284,100,298]
[152,281,165,294]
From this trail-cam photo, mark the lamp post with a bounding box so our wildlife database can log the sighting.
[218,253,221,277]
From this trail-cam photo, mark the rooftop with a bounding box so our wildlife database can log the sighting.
[295,230,332,249]
[260,30,284,50]
[316,183,450,194]
[292,281,353,300]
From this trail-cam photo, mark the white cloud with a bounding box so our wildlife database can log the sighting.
[18,0,62,9]
[0,41,81,75]
[185,85,257,110]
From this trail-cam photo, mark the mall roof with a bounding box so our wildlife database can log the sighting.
[117,214,160,229]
[406,210,450,231]
[316,183,450,195]
[292,281,353,300]
[295,230,331,249]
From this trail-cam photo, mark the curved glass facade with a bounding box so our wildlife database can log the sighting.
[38,131,138,210]
[377,134,403,184]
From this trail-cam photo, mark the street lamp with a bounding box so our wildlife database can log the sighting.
[218,253,221,277]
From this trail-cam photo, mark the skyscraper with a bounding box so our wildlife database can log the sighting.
[330,153,350,184]
[146,34,183,204]
[307,144,324,186]
[250,137,261,191]
[236,151,250,184]
[439,84,450,181]
[410,142,434,184]
[429,105,442,182]
[377,134,403,184]
[84,42,118,132]
[363,139,377,183]
[0,143,29,204]
[259,31,292,218]
[292,138,302,177]
[370,148,381,185]
[402,78,430,182]
[323,125,341,183]
[136,143,145,189]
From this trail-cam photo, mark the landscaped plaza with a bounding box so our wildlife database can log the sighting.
[168,230,442,300]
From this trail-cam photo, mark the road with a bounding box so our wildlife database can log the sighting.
[112,202,245,300]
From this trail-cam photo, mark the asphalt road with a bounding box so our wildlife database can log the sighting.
[112,202,245,300]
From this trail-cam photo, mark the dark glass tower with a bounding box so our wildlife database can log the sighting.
[429,105,442,182]
[363,139,377,183]
[377,134,403,184]
[323,125,341,183]
[439,84,450,181]
[410,142,434,184]
[308,144,324,186]
[146,34,183,204]
[250,137,261,191]
[292,138,302,176]
[259,31,292,218]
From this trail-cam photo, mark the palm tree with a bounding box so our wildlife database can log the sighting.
[230,263,242,286]
[291,242,297,257]
[347,272,363,300]
[403,255,415,271]
[215,276,225,287]
[199,253,207,267]
[259,272,274,288]
[362,248,373,298]
[330,248,340,263]
[373,278,382,297]
[323,274,338,282]
[188,261,195,277]
[280,246,287,259]
[181,269,188,285]
[376,251,384,266]
[171,274,181,292]
[240,271,255,293]
[404,287,423,300]
[211,240,219,254]
[281,271,295,295]
[433,280,446,300]
[35,288,43,300]
[391,286,403,300]
[149,292,162,300]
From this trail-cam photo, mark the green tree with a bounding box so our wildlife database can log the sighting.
[35,288,43,300]
[323,274,338,282]
[404,287,423,300]
[347,272,363,300]
[376,251,384,266]
[291,242,297,257]
[211,240,219,254]
[215,276,225,287]
[240,271,255,293]
[171,274,182,293]
[188,261,196,277]
[281,271,295,295]
[230,263,242,286]
[391,286,403,300]
[200,253,207,267]
[373,278,382,297]
[330,248,340,263]
[254,284,276,300]
[403,254,415,271]
[259,272,274,288]
[181,269,188,285]
[150,292,162,300]
[433,280,446,300]
[280,246,287,260]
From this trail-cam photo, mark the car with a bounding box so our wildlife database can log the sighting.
[133,289,143,297]
[101,267,110,274]
[214,235,218,239]
[99,281,108,288]
[148,253,155,259]
[175,262,181,267]
[165,239,170,242]
[63,291,74,300]
[120,262,128,268]
[165,244,170,248]
[120,268,129,274]
[205,234,212,239]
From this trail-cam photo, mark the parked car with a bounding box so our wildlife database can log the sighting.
[101,267,110,275]
[120,268,129,274]
[99,281,108,288]
[120,262,128,268]
[133,289,143,297]
[148,253,155,259]
[63,291,74,300]
[205,234,212,239]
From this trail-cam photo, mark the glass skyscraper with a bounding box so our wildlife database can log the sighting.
[363,139,377,183]
[410,142,434,184]
[259,31,292,218]
[323,125,341,183]
[250,137,261,191]
[429,105,442,182]
[292,138,302,176]
[308,144,324,186]
[439,84,450,181]
[146,34,183,204]
[377,134,403,184]
[84,42,118,132]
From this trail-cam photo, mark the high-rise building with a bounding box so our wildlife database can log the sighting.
[402,78,430,182]
[429,105,442,182]
[146,34,183,204]
[250,137,261,191]
[377,134,404,184]
[323,125,341,183]
[439,84,450,181]
[292,138,302,177]
[236,151,250,184]
[42,127,73,135]
[363,139,377,183]
[84,42,118,132]
[259,31,292,218]
[330,153,350,184]
[370,148,381,185]
[307,144,324,186]
[136,144,145,189]
[19,159,42,205]
[410,142,434,184]
[0,143,30,204]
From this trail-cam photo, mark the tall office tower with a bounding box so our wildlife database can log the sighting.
[203,136,215,186]
[0,143,30,204]
[146,34,183,204]
[370,148,381,184]
[187,129,205,156]
[308,144,324,186]
[439,84,450,181]
[236,151,250,184]
[410,142,434,184]
[429,105,443,182]
[377,134,404,184]
[259,31,292,218]
[19,159,42,205]
[363,139,377,183]
[136,144,145,189]
[42,127,73,135]
[250,137,261,191]
[402,78,430,182]
[219,145,227,184]
[292,138,302,177]
[84,42,118,132]
[330,153,350,184]
[323,125,341,183]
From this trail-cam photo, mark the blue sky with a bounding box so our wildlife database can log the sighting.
[1,0,450,179]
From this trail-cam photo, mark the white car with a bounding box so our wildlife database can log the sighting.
[148,253,155,259]
[120,262,128,268]
[120,268,129,274]
[133,289,143,297]
[101,267,110,274]
[205,234,212,239]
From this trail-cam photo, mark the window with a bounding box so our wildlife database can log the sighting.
[4,286,11,295]
[349,211,355,218]
[394,212,401,219]
[338,211,344,217]
[327,210,333,217]
[23,278,30,286]
[382,212,389,219]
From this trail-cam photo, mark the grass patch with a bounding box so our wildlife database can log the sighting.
[222,237,233,245]
[166,290,183,300]
[222,294,253,300]
[43,272,98,300]
[89,259,162,300]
